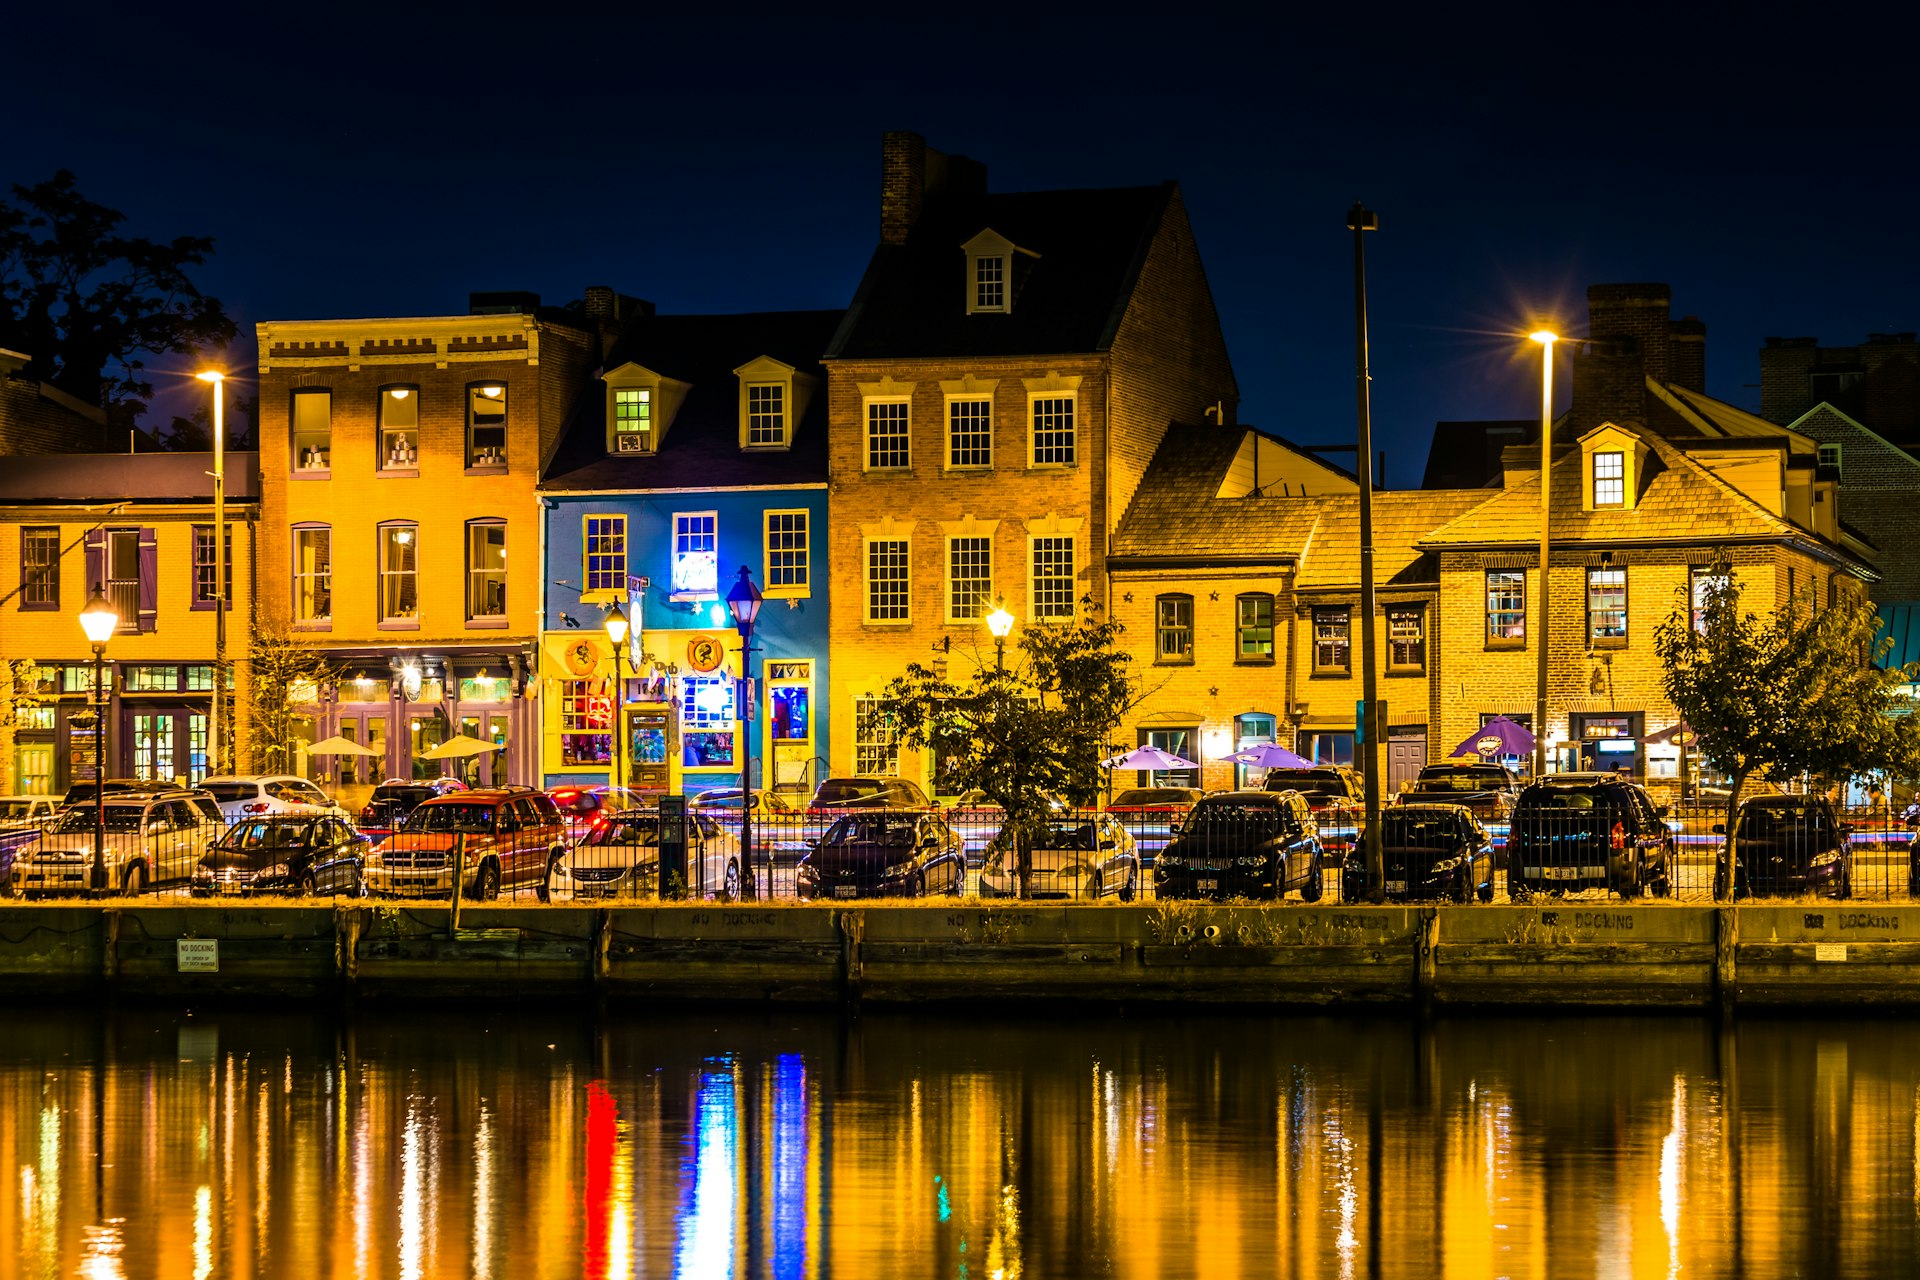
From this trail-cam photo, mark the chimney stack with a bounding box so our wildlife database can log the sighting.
[880,131,988,246]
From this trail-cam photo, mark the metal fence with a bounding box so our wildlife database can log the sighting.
[0,800,1911,905]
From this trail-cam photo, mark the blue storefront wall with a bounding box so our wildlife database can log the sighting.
[541,486,830,794]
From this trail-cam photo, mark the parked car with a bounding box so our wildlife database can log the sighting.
[59,778,186,809]
[358,777,465,837]
[938,788,1006,865]
[1104,787,1203,863]
[568,807,743,899]
[191,815,370,897]
[806,776,935,813]
[1261,766,1365,851]
[1398,761,1521,823]
[1507,773,1674,900]
[16,791,220,896]
[1343,804,1494,903]
[364,788,569,900]
[1720,794,1852,899]
[0,796,59,893]
[547,784,652,843]
[978,813,1140,900]
[688,787,810,865]
[1155,790,1324,902]
[797,811,966,900]
[201,774,345,824]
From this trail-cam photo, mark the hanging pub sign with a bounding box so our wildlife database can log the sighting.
[686,635,725,673]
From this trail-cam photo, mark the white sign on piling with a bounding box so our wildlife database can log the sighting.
[176,938,220,973]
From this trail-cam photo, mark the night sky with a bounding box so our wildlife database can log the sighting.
[8,4,1916,483]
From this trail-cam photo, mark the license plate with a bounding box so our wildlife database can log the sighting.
[1544,866,1580,880]
[1386,880,1407,894]
[1196,878,1218,893]
[833,886,858,899]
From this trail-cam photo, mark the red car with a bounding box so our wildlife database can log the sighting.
[1104,787,1203,864]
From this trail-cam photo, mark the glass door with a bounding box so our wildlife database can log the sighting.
[13,744,51,795]
[131,713,177,784]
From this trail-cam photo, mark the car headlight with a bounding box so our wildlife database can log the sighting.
[1235,855,1269,867]
[1810,850,1843,868]
[192,865,213,883]
[1157,852,1183,868]
[262,863,290,881]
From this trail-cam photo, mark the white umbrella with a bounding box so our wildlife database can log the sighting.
[419,734,505,760]
[304,735,378,757]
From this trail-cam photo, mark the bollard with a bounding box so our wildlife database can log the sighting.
[449,833,466,937]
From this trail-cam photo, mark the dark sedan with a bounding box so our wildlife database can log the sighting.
[1156,791,1323,901]
[797,812,966,900]
[1722,795,1852,899]
[1343,804,1494,903]
[190,815,370,897]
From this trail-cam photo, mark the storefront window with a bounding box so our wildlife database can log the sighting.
[680,673,736,768]
[560,680,611,766]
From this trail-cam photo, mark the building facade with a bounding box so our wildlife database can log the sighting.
[538,310,840,796]
[254,299,596,791]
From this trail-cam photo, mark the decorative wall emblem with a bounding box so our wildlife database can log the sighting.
[563,640,598,678]
[686,635,725,673]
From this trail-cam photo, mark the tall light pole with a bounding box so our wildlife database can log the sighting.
[986,602,1015,672]
[1348,201,1384,904]
[195,370,226,778]
[79,586,119,895]
[1530,331,1558,781]
[726,567,763,902]
[603,603,629,795]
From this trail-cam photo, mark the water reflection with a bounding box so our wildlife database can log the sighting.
[3,1008,1920,1276]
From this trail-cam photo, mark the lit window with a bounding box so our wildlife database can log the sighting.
[1030,538,1074,620]
[947,537,993,622]
[948,398,992,468]
[1313,607,1351,673]
[379,386,419,470]
[560,679,611,766]
[1593,451,1624,506]
[854,696,899,775]
[746,383,786,447]
[20,526,59,610]
[1486,570,1525,644]
[584,516,627,595]
[680,674,736,768]
[467,384,508,468]
[379,525,418,623]
[867,400,910,469]
[1236,594,1274,662]
[672,513,717,596]
[466,521,506,621]
[1031,396,1075,466]
[1387,607,1424,671]
[1156,594,1193,663]
[1587,568,1627,643]
[866,539,910,623]
[191,525,232,609]
[291,388,331,472]
[1690,567,1728,633]
[612,387,652,451]
[764,510,809,596]
[293,526,331,624]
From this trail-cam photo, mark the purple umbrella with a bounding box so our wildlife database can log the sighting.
[1219,742,1317,769]
[1447,715,1535,760]
[1101,745,1201,772]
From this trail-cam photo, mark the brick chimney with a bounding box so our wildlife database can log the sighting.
[1669,315,1706,392]
[880,131,988,246]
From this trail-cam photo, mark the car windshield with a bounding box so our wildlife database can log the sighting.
[403,804,495,833]
[1187,802,1282,833]
[824,816,916,847]
[0,801,41,820]
[814,781,886,806]
[597,815,660,845]
[216,820,317,851]
[1411,768,1509,791]
[1383,814,1461,845]
[1111,789,1190,807]
[1738,805,1825,838]
[202,782,260,802]
[369,787,434,809]
[55,808,143,834]
[1269,772,1346,796]
[1035,823,1100,851]
[1518,788,1616,812]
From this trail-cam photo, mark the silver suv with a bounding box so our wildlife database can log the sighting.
[17,791,221,896]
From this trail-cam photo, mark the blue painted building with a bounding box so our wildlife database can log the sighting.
[538,309,839,795]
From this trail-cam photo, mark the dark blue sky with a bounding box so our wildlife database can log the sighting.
[8,3,1916,483]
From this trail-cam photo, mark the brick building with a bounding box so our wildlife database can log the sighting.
[821,132,1238,789]
[0,348,109,453]
[253,297,596,790]
[1109,423,1488,794]
[1759,333,1920,449]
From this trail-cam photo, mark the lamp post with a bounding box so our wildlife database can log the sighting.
[1529,330,1558,782]
[726,566,764,903]
[603,603,629,795]
[1348,201,1384,904]
[195,370,226,778]
[986,603,1015,671]
[79,586,119,895]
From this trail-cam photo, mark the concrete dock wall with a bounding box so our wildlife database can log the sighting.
[2,902,1917,1007]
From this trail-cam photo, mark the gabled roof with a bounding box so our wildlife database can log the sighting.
[540,310,843,492]
[1651,381,1818,453]
[826,184,1173,361]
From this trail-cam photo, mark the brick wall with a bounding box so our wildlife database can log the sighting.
[1760,333,1920,445]
[0,376,104,453]
[1785,406,1920,600]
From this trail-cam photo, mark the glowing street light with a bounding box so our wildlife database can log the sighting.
[603,603,629,793]
[986,603,1015,671]
[78,585,119,895]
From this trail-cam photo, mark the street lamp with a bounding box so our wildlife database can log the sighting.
[1349,201,1384,904]
[195,369,227,778]
[603,603,629,794]
[1530,330,1558,782]
[726,566,763,903]
[986,602,1015,670]
[78,586,119,895]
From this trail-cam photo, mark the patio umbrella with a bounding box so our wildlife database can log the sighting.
[303,735,378,757]
[1219,742,1316,769]
[419,734,506,760]
[1101,745,1200,772]
[1641,721,1702,747]
[1447,715,1535,760]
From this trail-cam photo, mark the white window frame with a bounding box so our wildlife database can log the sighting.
[744,382,787,448]
[671,512,719,599]
[945,395,994,470]
[973,255,1006,312]
[864,397,912,471]
[1028,536,1075,621]
[853,695,899,775]
[864,536,912,624]
[610,385,654,452]
[763,509,810,599]
[292,524,331,628]
[377,523,419,626]
[1592,450,1625,506]
[1028,392,1076,467]
[945,535,994,624]
[583,514,627,600]
[465,519,507,623]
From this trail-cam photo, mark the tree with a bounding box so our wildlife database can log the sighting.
[0,171,236,425]
[884,598,1149,896]
[1654,563,1920,901]
[244,624,332,775]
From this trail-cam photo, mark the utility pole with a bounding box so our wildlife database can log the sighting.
[1530,332,1558,781]
[1348,202,1384,904]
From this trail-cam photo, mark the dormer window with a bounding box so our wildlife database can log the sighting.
[963,229,1030,316]
[747,383,785,445]
[733,355,812,452]
[974,255,1005,311]
[1578,425,1651,513]
[603,363,691,457]
[614,387,652,451]
[1593,451,1625,506]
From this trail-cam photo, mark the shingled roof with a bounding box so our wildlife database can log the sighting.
[541,310,843,492]
[826,184,1173,360]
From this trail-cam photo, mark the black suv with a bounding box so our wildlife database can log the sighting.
[1720,794,1852,899]
[1156,790,1323,901]
[1507,773,1674,900]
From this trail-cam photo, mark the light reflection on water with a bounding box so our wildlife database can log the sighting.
[2,1008,1920,1276]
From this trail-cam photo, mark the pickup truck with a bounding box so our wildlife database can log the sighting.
[1396,762,1522,844]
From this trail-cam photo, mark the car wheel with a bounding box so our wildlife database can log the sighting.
[722,860,741,901]
[122,864,145,898]
[1838,872,1854,900]
[469,860,500,901]
[1299,862,1323,903]
[297,871,317,897]
[1477,882,1494,903]
[1087,872,1102,901]
[1652,874,1672,898]
[911,870,928,898]
[1118,869,1137,903]
[1449,876,1470,905]
[536,852,563,904]
[1618,871,1642,900]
